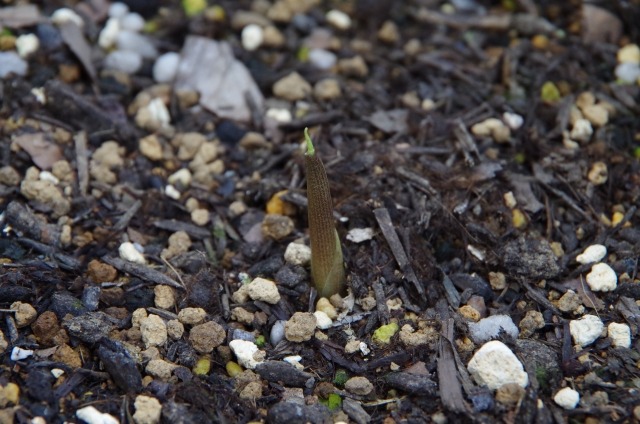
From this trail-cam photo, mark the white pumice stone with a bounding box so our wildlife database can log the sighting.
[108,2,130,18]
[502,112,523,130]
[326,9,352,30]
[554,387,580,410]
[51,368,65,378]
[229,339,262,369]
[168,168,192,187]
[51,8,84,27]
[99,18,120,49]
[15,34,40,58]
[308,48,337,70]
[270,320,286,345]
[11,346,34,361]
[153,52,181,83]
[585,262,617,292]
[570,118,593,142]
[284,242,311,266]
[120,12,145,32]
[164,184,181,200]
[467,340,528,390]
[76,406,119,424]
[118,241,146,264]
[346,228,374,243]
[569,314,604,346]
[314,311,333,330]
[265,108,292,123]
[576,244,607,265]
[615,62,640,83]
[104,50,143,74]
[608,322,631,348]
[241,24,264,51]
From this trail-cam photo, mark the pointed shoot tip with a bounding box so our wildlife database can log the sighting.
[304,127,315,156]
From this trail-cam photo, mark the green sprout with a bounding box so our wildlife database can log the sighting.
[304,128,345,298]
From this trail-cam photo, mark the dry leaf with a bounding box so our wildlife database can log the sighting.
[13,133,64,170]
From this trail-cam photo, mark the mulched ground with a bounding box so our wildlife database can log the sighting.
[1,0,640,423]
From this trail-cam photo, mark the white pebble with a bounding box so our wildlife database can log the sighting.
[76,406,119,424]
[0,52,28,78]
[265,108,292,123]
[165,184,181,200]
[614,62,640,84]
[51,8,84,28]
[39,171,59,185]
[576,244,606,265]
[119,241,146,264]
[104,50,143,74]
[346,228,374,243]
[120,12,145,32]
[108,2,130,18]
[11,346,34,361]
[153,52,181,83]
[554,387,580,410]
[51,368,65,378]
[117,30,158,59]
[359,341,371,355]
[308,48,337,70]
[468,315,519,343]
[144,97,171,128]
[467,340,528,390]
[314,311,333,330]
[585,262,617,292]
[168,168,192,187]
[569,314,604,346]
[270,320,286,345]
[99,18,120,49]
[15,34,39,58]
[326,9,352,30]
[569,118,593,142]
[283,355,302,365]
[229,339,262,369]
[241,24,264,51]
[502,112,523,130]
[608,322,631,348]
[284,242,311,266]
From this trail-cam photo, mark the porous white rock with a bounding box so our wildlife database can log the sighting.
[570,118,593,142]
[104,50,143,74]
[502,112,523,130]
[229,339,262,369]
[554,387,580,410]
[346,228,374,243]
[11,346,34,361]
[569,314,604,346]
[585,263,617,292]
[99,18,120,49]
[241,24,263,51]
[121,12,145,32]
[265,108,292,123]
[608,322,631,348]
[326,10,352,30]
[309,48,337,70]
[270,320,286,345]
[576,244,606,265]
[284,242,311,266]
[140,314,168,348]
[468,315,519,343]
[615,62,640,84]
[164,184,181,200]
[51,8,84,27]
[247,277,281,304]
[119,241,146,264]
[15,34,39,58]
[467,340,528,390]
[314,311,333,330]
[153,52,181,83]
[76,406,119,424]
[133,395,162,424]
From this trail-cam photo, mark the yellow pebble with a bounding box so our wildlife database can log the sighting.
[531,34,549,50]
[512,209,527,229]
[1,382,20,406]
[266,190,297,216]
[458,305,480,322]
[226,361,243,377]
[193,357,211,376]
[611,211,625,227]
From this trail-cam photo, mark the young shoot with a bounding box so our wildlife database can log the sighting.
[304,128,345,298]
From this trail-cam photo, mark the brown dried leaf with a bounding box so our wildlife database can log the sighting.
[13,133,64,170]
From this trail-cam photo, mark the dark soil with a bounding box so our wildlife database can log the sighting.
[1,0,640,423]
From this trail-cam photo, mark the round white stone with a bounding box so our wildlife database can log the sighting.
[104,50,143,74]
[153,52,181,83]
[108,2,130,18]
[168,168,192,187]
[229,339,261,369]
[570,118,593,143]
[309,48,337,70]
[241,24,263,51]
[117,30,158,59]
[585,262,617,292]
[265,108,292,123]
[165,184,181,200]
[76,406,119,424]
[314,311,333,330]
[614,62,640,83]
[15,34,40,58]
[576,244,606,265]
[51,8,84,27]
[326,10,352,30]
[120,12,145,32]
[569,314,604,346]
[608,322,631,348]
[346,228,374,243]
[467,340,528,390]
[284,242,311,266]
[502,112,523,130]
[119,241,146,264]
[554,387,580,410]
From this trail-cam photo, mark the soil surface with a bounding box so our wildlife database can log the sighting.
[1,0,640,423]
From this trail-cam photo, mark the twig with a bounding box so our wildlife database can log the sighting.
[102,256,184,289]
[112,199,142,232]
[74,131,89,197]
